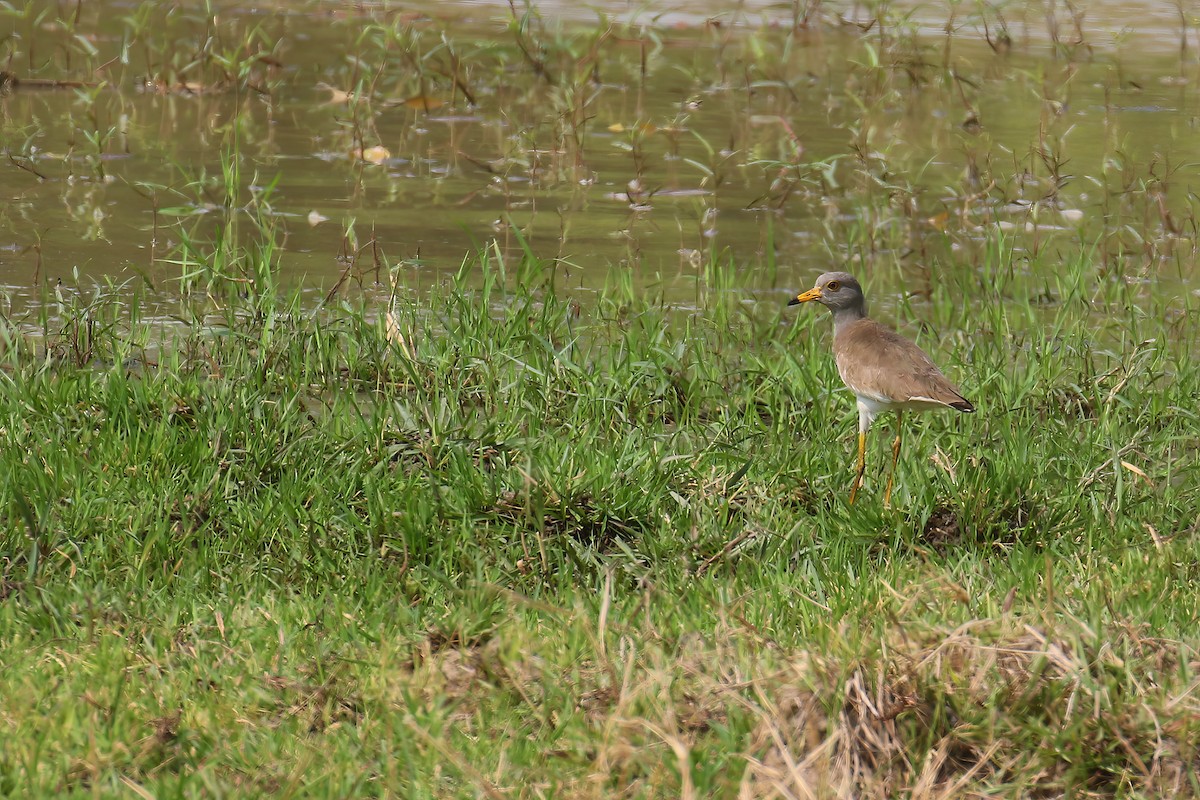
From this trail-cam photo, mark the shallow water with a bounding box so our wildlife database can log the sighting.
[2,0,1199,321]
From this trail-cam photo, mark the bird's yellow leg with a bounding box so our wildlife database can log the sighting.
[849,430,867,505]
[884,411,903,507]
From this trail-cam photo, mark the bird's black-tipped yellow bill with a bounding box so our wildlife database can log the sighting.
[788,287,823,306]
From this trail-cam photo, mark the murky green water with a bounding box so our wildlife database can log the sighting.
[3,0,1200,319]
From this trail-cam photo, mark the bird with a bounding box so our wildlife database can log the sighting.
[789,271,974,505]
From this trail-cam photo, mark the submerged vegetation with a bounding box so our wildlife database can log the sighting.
[3,0,1200,299]
[2,0,1200,797]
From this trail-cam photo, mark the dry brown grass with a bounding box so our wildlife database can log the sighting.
[380,610,1199,798]
[739,620,1199,799]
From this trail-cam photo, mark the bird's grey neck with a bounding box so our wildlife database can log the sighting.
[830,304,867,337]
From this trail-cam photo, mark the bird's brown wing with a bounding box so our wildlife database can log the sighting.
[834,319,974,411]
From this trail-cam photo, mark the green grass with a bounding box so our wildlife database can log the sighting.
[1,238,1198,798]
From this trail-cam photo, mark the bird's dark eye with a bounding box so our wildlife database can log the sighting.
[826,280,841,291]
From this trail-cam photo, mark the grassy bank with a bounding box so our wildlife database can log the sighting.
[1,242,1199,798]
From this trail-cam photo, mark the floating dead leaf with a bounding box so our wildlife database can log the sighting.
[400,94,444,111]
[356,145,391,165]
[607,122,625,133]
[316,82,354,104]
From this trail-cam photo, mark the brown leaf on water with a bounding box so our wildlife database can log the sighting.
[400,94,444,111]
[175,81,208,95]
[925,211,950,231]
[316,82,354,104]
[354,145,391,165]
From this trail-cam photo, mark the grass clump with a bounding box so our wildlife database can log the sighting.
[1,238,1198,798]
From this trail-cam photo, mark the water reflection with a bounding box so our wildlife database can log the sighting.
[1,0,1198,320]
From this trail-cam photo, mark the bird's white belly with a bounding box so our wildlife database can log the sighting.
[854,393,896,416]
[853,391,947,431]
[854,391,946,412]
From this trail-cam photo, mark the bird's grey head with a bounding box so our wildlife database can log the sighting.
[788,271,867,317]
